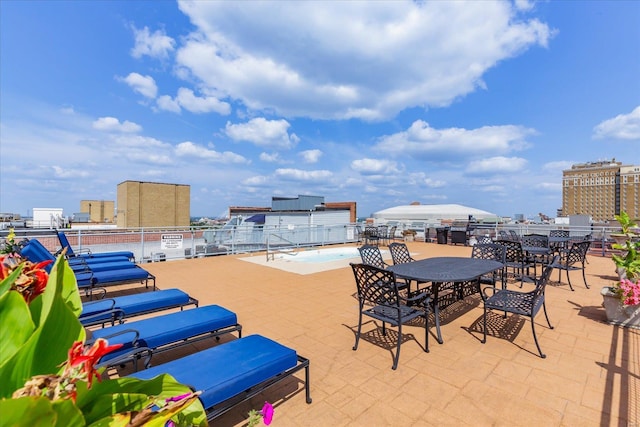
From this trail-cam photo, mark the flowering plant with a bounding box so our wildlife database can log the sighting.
[612,278,640,306]
[247,401,274,426]
[611,211,640,280]
[0,247,207,425]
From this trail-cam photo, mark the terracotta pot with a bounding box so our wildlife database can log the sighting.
[601,287,640,328]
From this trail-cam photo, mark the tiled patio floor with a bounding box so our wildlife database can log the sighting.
[104,242,639,426]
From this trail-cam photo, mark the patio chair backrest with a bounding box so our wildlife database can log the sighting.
[364,226,379,238]
[358,245,386,269]
[476,236,493,245]
[522,234,549,248]
[563,241,591,267]
[550,230,570,238]
[496,240,525,263]
[509,230,519,241]
[56,231,77,256]
[351,263,401,307]
[471,243,506,263]
[388,242,414,265]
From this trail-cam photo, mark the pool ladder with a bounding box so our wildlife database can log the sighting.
[266,233,300,261]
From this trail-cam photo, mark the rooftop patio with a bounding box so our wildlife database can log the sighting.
[103,241,638,426]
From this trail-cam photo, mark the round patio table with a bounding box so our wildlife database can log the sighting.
[388,257,503,344]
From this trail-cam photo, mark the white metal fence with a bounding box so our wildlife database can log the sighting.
[1,222,628,263]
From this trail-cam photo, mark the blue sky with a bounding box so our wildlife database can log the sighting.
[1,0,639,220]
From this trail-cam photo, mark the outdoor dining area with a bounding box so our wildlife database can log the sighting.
[162,239,635,426]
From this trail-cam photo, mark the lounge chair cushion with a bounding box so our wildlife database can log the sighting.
[80,288,193,323]
[91,305,238,362]
[131,334,298,410]
[70,259,137,272]
[69,255,133,264]
[80,266,152,287]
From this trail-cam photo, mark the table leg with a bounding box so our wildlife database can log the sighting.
[432,282,444,344]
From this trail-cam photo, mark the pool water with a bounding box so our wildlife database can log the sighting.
[277,247,382,263]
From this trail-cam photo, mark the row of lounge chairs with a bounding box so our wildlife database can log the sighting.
[18,234,312,422]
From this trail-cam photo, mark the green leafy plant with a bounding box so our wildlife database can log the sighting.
[611,211,640,280]
[0,251,207,426]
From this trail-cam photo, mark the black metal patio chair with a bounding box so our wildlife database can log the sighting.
[496,240,534,286]
[358,244,409,291]
[388,242,416,265]
[480,257,557,358]
[549,240,591,290]
[471,243,506,288]
[363,226,380,246]
[350,263,430,370]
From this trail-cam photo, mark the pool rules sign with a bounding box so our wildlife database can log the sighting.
[161,234,183,250]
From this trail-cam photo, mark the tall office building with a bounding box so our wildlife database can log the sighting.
[562,159,640,222]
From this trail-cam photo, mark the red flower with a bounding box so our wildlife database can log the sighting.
[1,254,53,303]
[66,339,123,388]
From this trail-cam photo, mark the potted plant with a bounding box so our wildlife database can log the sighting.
[402,229,417,242]
[601,212,640,328]
[611,211,640,280]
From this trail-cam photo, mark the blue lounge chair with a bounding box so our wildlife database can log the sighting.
[131,334,311,422]
[57,230,135,262]
[80,288,199,327]
[21,239,135,269]
[20,239,155,292]
[91,305,241,370]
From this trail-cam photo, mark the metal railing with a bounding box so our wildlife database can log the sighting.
[265,233,300,261]
[0,222,630,262]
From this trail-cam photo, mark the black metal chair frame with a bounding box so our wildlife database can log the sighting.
[471,243,507,288]
[496,240,534,286]
[480,257,557,358]
[549,240,591,291]
[363,226,380,246]
[388,242,416,265]
[378,225,389,246]
[358,244,409,291]
[350,263,430,369]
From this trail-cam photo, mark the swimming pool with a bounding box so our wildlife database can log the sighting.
[276,247,384,264]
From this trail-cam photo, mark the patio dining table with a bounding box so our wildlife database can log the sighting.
[388,257,503,344]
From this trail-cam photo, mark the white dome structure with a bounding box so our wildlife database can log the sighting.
[372,204,498,224]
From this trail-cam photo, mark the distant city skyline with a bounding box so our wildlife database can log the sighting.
[1,1,639,219]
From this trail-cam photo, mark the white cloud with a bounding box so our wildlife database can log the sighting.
[121,72,158,99]
[242,175,268,186]
[225,118,299,149]
[274,168,332,181]
[52,166,90,179]
[300,149,322,163]
[535,182,561,192]
[174,141,249,164]
[375,120,534,160]
[156,95,181,113]
[175,88,231,115]
[351,158,399,175]
[593,106,640,140]
[131,26,176,59]
[543,161,574,172]
[259,152,282,162]
[467,156,528,174]
[175,1,553,120]
[92,117,142,133]
[424,178,446,188]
